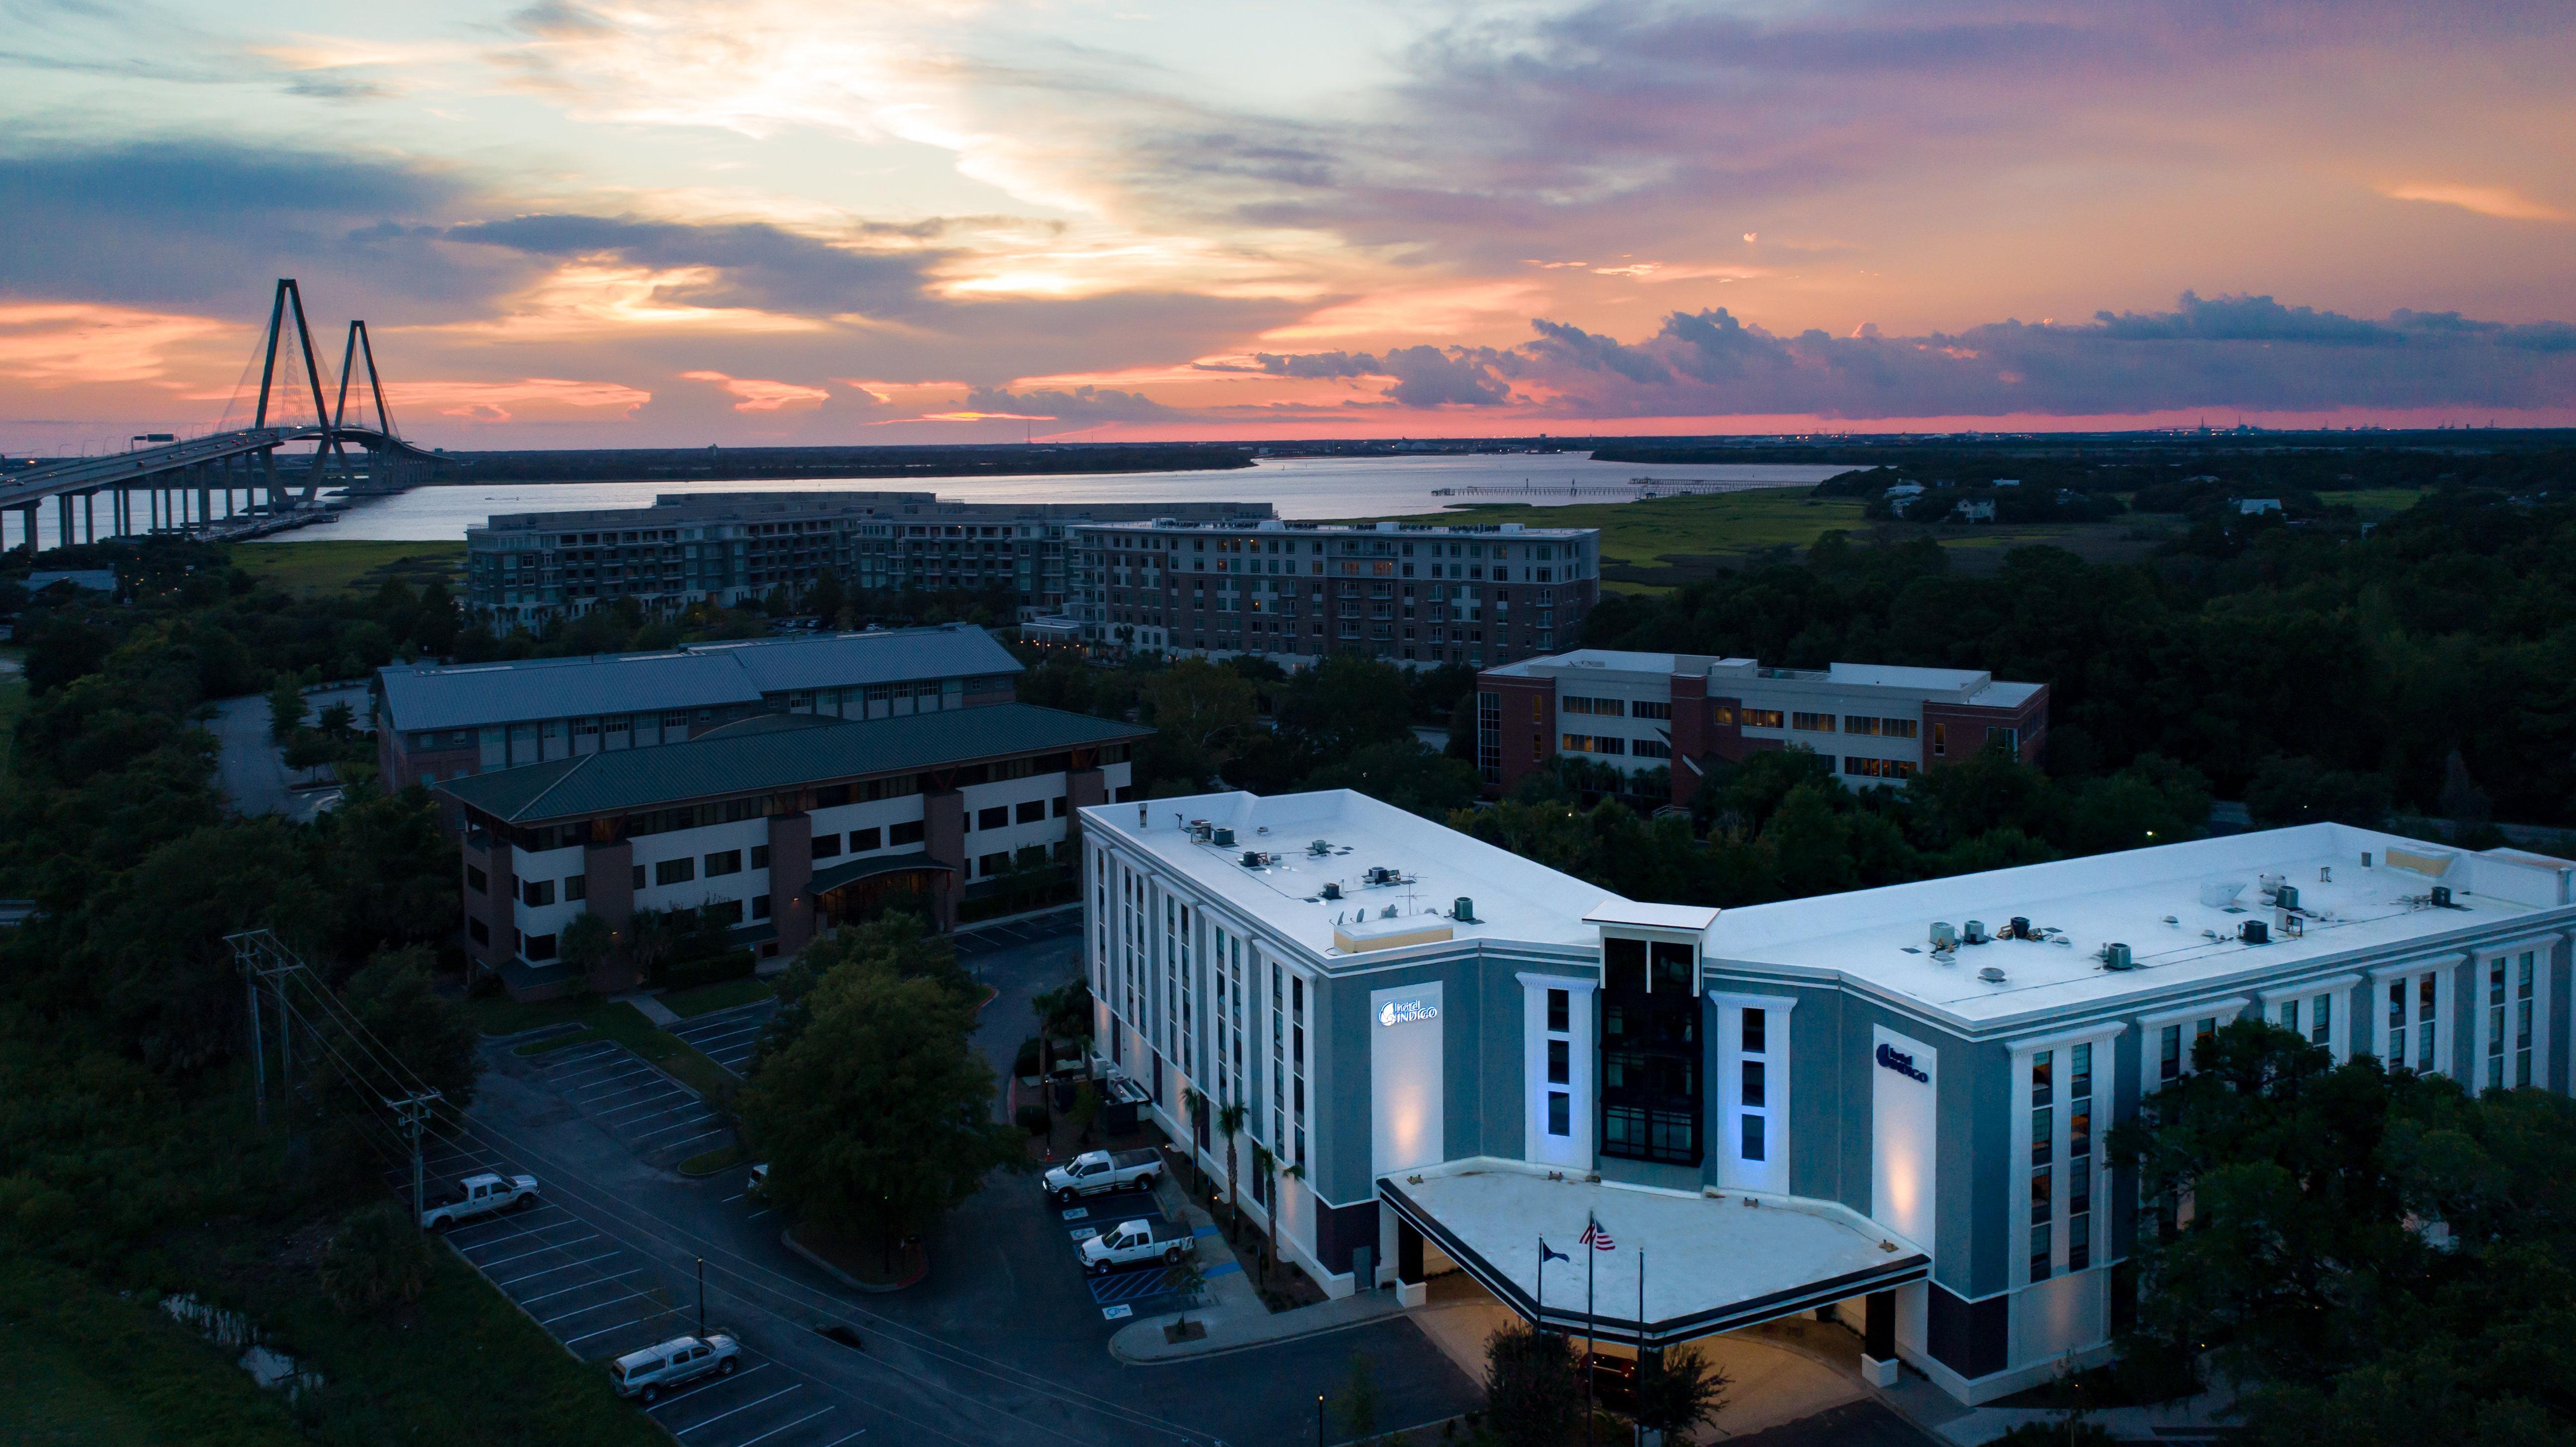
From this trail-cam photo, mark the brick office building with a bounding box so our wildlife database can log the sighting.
[1477,650,2049,804]
[1069,517,1601,670]
[438,703,1146,998]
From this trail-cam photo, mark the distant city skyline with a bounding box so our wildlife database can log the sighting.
[4,1,2572,448]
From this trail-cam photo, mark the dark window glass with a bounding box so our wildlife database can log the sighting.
[1603,936,1646,994]
[1017,800,1046,824]
[889,820,925,845]
[850,827,883,852]
[1547,988,1569,1034]
[1741,1060,1765,1107]
[812,833,844,859]
[1741,1113,1764,1162]
[524,933,557,961]
[1742,1008,1766,1055]
[1547,1039,1570,1085]
[655,858,695,886]
[977,806,1010,830]
[749,845,768,869]
[466,865,488,894]
[1547,1092,1570,1137]
[704,849,742,877]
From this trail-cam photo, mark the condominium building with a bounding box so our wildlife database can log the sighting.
[1477,650,2049,803]
[1084,787,2573,1405]
[375,625,1023,813]
[442,702,1147,998]
[463,492,1274,628]
[1068,518,1601,670]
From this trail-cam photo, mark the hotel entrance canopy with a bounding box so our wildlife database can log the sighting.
[1378,1160,1927,1345]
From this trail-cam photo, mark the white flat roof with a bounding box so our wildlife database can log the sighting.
[1586,901,1722,932]
[1710,823,2573,1027]
[1083,789,1622,958]
[1386,1159,1924,1341]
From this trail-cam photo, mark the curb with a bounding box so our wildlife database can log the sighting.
[779,1227,927,1294]
[481,1019,586,1045]
[1108,1298,1409,1366]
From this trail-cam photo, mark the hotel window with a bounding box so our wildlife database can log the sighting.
[2067,1043,2092,1271]
[1549,1092,1571,1137]
[2481,949,2542,1090]
[1292,974,1308,1168]
[1631,700,1672,720]
[1843,715,1882,736]
[1883,718,1919,739]
[849,826,882,852]
[655,857,695,887]
[2384,967,2447,1076]
[1547,988,1569,1033]
[1931,723,1948,758]
[1548,1039,1570,1085]
[1600,936,1701,1166]
[1791,712,1836,732]
[1741,708,1784,729]
[704,849,742,877]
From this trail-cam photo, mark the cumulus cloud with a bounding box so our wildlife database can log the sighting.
[943,384,1180,424]
[448,214,943,320]
[1245,293,2576,420]
[679,370,831,411]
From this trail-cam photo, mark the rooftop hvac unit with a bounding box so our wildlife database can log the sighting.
[2240,919,2269,945]
[2274,883,2299,911]
[1321,882,1342,900]
[2008,916,2030,940]
[1240,851,1264,868]
[1213,827,1235,847]
[1454,896,1475,924]
[2103,943,2135,970]
[1309,839,1332,856]
[1962,919,1990,945]
[2431,885,2454,908]
[1930,921,1959,952]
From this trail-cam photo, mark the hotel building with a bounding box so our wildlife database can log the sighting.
[1082,789,2571,1404]
[1477,649,2049,804]
[1068,518,1601,670]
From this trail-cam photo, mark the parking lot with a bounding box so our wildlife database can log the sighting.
[536,1039,734,1168]
[955,908,1079,957]
[1057,1187,1231,1323]
[670,999,779,1078]
[398,1138,865,1447]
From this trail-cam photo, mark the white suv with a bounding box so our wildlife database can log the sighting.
[611,1334,742,1402]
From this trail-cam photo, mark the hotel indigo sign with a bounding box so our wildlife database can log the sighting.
[1875,1042,1929,1083]
[1379,998,1440,1028]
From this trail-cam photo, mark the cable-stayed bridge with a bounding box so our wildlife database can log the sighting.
[2,279,448,553]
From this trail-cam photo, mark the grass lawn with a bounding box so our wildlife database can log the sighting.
[0,1257,305,1447]
[468,993,737,1100]
[679,1143,747,1177]
[1369,486,1867,574]
[659,976,777,1019]
[515,1028,601,1056]
[230,539,466,598]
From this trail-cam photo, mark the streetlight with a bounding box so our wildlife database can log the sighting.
[696,1257,706,1337]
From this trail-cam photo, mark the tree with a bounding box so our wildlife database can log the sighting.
[559,910,615,980]
[1303,739,1481,819]
[738,959,1022,1268]
[2106,1020,2576,1444]
[1031,976,1093,1043]
[2245,754,2392,829]
[1632,1346,1730,1442]
[319,1201,432,1311]
[332,946,482,1116]
[1483,1321,1582,1447]
[1332,1349,1381,1439]
[1138,659,1258,787]
[1216,1100,1248,1235]
[315,700,356,739]
[267,674,307,742]
[627,906,683,985]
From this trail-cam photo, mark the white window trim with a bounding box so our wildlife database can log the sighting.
[1517,972,1597,1168]
[2369,953,2463,1078]
[2010,1026,2119,1289]
[2136,996,2249,1085]
[1709,991,1798,1195]
[2258,973,2361,1063]
[2472,937,2555,1094]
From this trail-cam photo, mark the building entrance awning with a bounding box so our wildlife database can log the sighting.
[807,851,952,895]
[1378,1159,1927,1346]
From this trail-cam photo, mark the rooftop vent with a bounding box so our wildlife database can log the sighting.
[2240,919,2270,945]
[2102,943,2135,970]
[1240,850,1266,868]
[2007,916,2030,940]
[1321,882,1342,900]
[1309,839,1332,857]
[2199,881,2245,909]
[1978,966,2007,983]
[1962,919,1990,946]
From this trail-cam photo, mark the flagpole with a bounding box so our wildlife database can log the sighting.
[1636,1250,1647,1447]
[1586,1217,1597,1447]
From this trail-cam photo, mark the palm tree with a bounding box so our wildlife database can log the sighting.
[1216,1101,1249,1237]
[1178,1086,1207,1192]
[1249,1142,1278,1284]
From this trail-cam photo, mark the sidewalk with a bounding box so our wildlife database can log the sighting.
[615,988,680,1027]
[1109,1171,1406,1364]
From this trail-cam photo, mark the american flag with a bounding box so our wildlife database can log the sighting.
[1578,1215,1615,1251]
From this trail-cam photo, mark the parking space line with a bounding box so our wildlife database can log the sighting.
[516,1269,646,1307]
[538,1045,618,1071]
[571,1070,663,1098]
[646,1362,770,1412]
[678,1022,764,1047]
[563,1311,670,1348]
[549,1055,642,1084]
[735,1406,836,1446]
[557,1063,655,1091]
[816,1431,869,1447]
[495,1250,623,1286]
[661,1128,733,1154]
[447,1209,570,1248]
[600,1095,698,1123]
[538,1288,653,1325]
[630,1114,719,1141]
[475,1233,601,1268]
[672,1384,801,1435]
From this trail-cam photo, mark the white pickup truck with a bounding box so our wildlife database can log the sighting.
[420,1172,541,1230]
[1079,1217,1196,1275]
[1042,1149,1162,1206]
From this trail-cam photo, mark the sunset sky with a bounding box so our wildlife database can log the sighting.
[5,0,2573,449]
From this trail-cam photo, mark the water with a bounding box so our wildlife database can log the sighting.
[281,453,1857,543]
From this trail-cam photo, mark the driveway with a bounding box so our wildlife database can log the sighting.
[205,683,369,817]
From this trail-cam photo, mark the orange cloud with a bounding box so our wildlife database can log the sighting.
[2380,183,2567,222]
[680,370,831,411]
[382,377,653,422]
[0,302,234,387]
[1261,282,1538,342]
[911,409,1056,421]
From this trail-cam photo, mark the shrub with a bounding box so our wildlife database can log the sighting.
[1013,1037,1043,1079]
[1016,1104,1050,1135]
[661,949,756,992]
[319,1202,432,1312]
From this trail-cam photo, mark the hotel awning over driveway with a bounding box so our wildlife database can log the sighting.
[1378,1160,1928,1346]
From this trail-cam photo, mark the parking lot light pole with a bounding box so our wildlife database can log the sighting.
[1315,1393,1323,1447]
[696,1257,706,1337]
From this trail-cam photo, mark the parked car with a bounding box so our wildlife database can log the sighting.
[1042,1148,1161,1206]
[1079,1217,1195,1275]
[611,1334,741,1402]
[419,1172,540,1231]
[1576,1351,1640,1413]
[746,1163,769,1200]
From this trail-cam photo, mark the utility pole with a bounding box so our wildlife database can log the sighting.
[245,968,268,1129]
[231,931,306,1128]
[386,1091,443,1227]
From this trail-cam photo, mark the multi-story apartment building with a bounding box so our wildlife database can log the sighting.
[1068,518,1601,670]
[1477,649,2049,803]
[463,492,1272,629]
[1084,787,2574,1405]
[375,625,1023,817]
[442,702,1147,998]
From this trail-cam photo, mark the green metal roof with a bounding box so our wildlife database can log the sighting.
[437,703,1146,825]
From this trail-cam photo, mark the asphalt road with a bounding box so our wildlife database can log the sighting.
[463,925,1482,1447]
[205,684,369,817]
